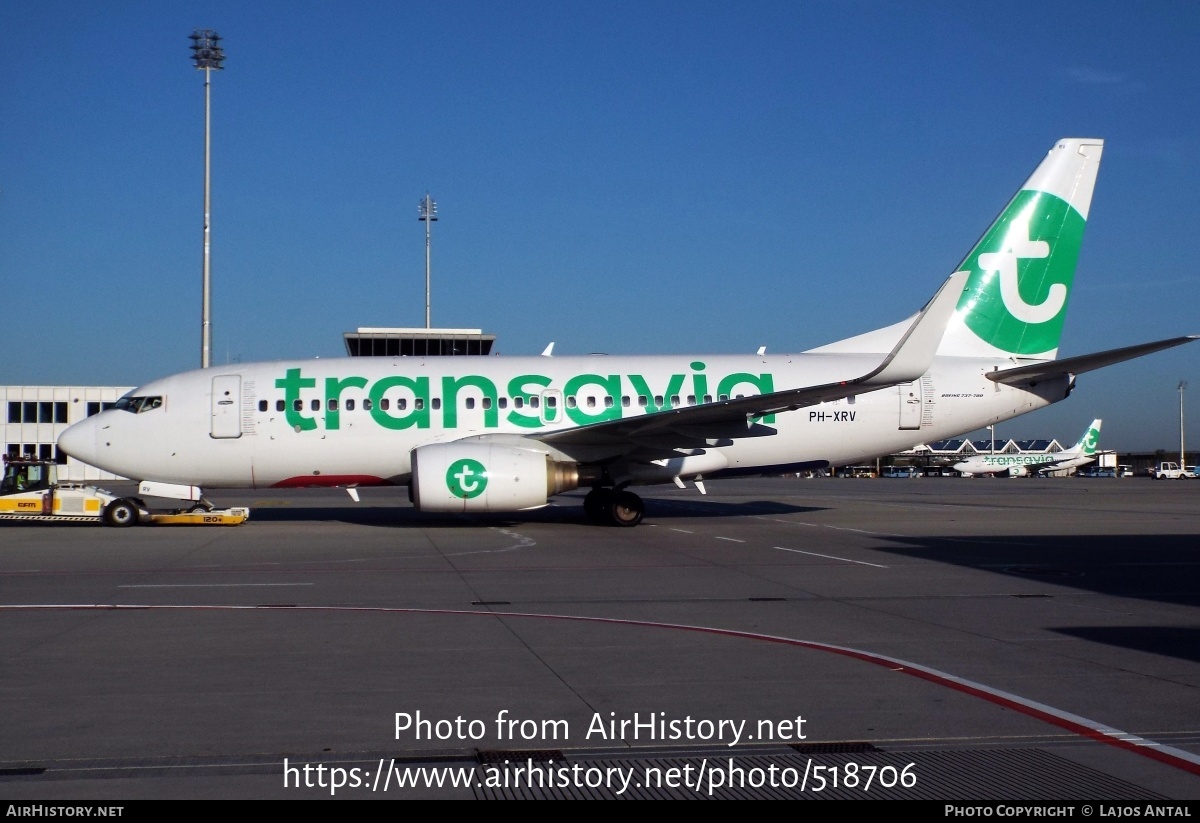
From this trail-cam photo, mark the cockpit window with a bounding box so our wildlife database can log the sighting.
[114,395,164,414]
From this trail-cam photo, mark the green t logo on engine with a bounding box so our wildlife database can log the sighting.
[446,458,488,499]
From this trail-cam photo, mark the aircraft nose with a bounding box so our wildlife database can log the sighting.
[57,419,97,464]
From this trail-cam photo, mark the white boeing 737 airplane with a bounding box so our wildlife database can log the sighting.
[58,138,1196,525]
[953,419,1102,477]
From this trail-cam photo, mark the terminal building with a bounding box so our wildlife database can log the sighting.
[342,327,495,357]
[3,385,133,481]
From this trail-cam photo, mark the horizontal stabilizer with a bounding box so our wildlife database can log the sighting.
[987,336,1199,385]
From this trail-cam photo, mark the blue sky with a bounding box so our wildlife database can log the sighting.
[2,2,1198,452]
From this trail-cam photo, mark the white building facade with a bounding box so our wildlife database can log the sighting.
[3,386,133,481]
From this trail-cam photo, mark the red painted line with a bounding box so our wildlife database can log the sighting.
[8,603,1200,776]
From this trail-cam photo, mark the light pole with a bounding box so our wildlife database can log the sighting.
[190,30,224,368]
[1180,380,1188,467]
[418,193,437,329]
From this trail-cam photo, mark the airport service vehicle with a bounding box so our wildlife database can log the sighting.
[57,138,1197,526]
[953,419,1102,477]
[0,456,248,526]
[1149,462,1188,480]
[881,466,920,478]
[0,456,137,524]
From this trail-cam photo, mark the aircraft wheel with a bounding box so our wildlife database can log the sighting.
[104,498,140,527]
[608,491,644,527]
[583,488,613,522]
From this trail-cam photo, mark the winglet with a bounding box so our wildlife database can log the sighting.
[541,342,555,357]
[859,271,968,387]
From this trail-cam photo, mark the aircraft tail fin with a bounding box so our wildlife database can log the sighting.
[1070,418,1102,456]
[937,138,1104,360]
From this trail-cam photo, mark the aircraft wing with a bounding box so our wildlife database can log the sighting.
[534,272,967,456]
[987,336,1199,386]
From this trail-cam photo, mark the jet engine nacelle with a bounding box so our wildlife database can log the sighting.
[410,442,585,513]
[1005,465,1029,478]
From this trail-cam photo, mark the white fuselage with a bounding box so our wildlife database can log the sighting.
[60,352,1068,490]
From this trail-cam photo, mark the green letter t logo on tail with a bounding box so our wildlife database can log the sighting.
[955,190,1086,357]
[940,139,1103,361]
[1075,419,1102,456]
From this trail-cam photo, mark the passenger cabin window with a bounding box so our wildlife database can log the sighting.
[328,399,338,412]
[258,400,268,412]
[432,399,441,410]
[363,399,373,411]
[345,399,355,411]
[293,399,303,412]
[380,398,390,411]
[276,400,285,412]
[465,398,476,410]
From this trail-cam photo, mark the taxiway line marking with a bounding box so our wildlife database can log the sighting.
[772,547,888,568]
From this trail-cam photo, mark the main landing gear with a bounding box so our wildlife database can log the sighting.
[583,487,645,527]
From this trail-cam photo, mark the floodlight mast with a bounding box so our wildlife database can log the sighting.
[1180,380,1188,468]
[190,30,225,368]
[418,193,437,329]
